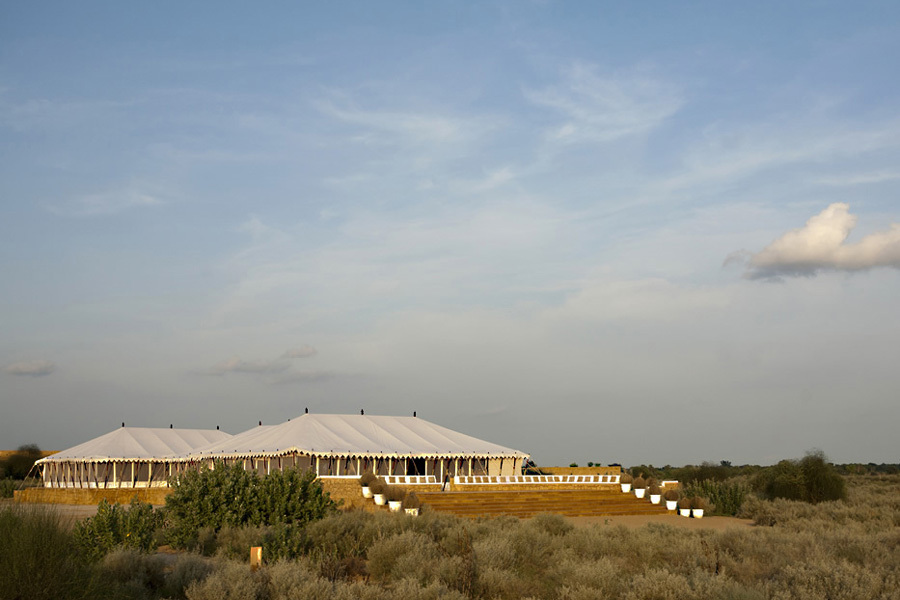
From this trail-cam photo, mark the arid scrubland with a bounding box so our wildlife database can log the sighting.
[2,474,899,600]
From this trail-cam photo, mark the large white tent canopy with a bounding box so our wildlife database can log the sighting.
[181,413,527,460]
[38,427,232,464]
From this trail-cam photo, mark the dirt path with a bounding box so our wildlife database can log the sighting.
[567,513,753,530]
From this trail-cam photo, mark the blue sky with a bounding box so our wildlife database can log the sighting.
[2,2,900,466]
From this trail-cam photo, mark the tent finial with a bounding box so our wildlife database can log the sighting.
[259,420,262,426]
[305,407,309,414]
[360,409,364,415]
[170,424,173,429]
[122,422,125,428]
[216,425,219,430]
[413,411,417,417]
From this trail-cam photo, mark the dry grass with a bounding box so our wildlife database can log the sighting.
[6,474,899,599]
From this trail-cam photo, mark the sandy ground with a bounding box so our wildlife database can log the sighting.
[568,514,753,530]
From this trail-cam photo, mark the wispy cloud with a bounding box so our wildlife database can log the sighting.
[204,356,291,376]
[282,345,318,359]
[731,203,900,279]
[526,62,682,144]
[4,360,56,377]
[199,346,321,382]
[315,96,490,145]
[46,188,163,217]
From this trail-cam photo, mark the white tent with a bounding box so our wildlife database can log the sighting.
[181,413,528,478]
[37,426,232,489]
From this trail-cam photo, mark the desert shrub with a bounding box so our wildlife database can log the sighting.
[99,547,167,599]
[768,558,888,600]
[633,476,647,489]
[73,497,162,561]
[678,497,692,510]
[663,489,679,502]
[367,530,441,582]
[530,512,574,537]
[162,553,216,600]
[0,504,106,600]
[570,462,578,467]
[620,472,633,484]
[369,478,386,495]
[165,462,336,548]
[682,480,748,516]
[648,482,661,496]
[0,477,17,498]
[214,524,269,560]
[185,559,268,600]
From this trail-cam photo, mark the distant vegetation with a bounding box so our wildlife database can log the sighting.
[0,444,43,498]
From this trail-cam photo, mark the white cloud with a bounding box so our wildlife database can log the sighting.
[736,203,900,279]
[4,360,56,377]
[204,356,291,376]
[283,345,318,359]
[526,62,682,144]
[315,96,489,145]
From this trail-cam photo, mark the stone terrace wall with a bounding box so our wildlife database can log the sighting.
[15,487,171,505]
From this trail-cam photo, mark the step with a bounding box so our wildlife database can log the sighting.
[416,489,669,518]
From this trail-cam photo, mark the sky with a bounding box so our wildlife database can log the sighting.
[2,1,899,467]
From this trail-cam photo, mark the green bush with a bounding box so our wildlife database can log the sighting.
[756,451,847,504]
[681,479,748,516]
[759,459,807,501]
[73,496,163,561]
[165,462,337,549]
[800,450,847,503]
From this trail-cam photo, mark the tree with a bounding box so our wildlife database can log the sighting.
[1,444,42,479]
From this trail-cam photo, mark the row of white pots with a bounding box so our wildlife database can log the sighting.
[621,483,662,505]
[679,508,704,518]
[362,485,419,515]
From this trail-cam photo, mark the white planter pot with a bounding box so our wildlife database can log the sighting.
[388,500,402,512]
[404,508,419,516]
[666,500,677,511]
[650,494,661,504]
[361,486,372,499]
[373,494,386,506]
[692,509,704,519]
[634,488,646,499]
[679,508,691,517]
[620,483,632,493]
